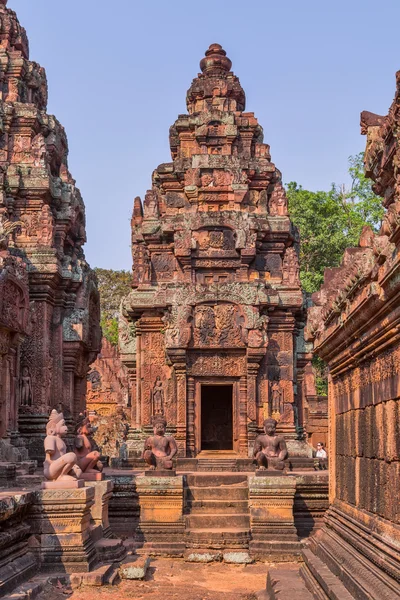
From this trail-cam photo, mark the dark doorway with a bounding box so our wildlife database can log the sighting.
[201,385,233,450]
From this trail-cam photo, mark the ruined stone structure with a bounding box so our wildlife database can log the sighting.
[87,339,129,416]
[0,1,101,461]
[121,44,311,459]
[302,72,400,599]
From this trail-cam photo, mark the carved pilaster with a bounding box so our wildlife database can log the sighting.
[239,376,247,455]
[247,348,266,454]
[187,376,195,457]
[167,348,187,456]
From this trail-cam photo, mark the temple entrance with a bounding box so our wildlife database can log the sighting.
[200,385,233,451]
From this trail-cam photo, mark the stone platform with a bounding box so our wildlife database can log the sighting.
[106,467,329,560]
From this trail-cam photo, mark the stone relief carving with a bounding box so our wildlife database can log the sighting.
[151,376,165,416]
[269,182,288,216]
[143,189,160,219]
[193,303,245,347]
[271,380,284,416]
[132,244,151,285]
[282,247,300,286]
[163,305,193,348]
[19,365,32,406]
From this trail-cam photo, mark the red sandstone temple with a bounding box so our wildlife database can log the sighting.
[120,44,313,458]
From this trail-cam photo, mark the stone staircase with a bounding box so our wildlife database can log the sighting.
[184,473,250,549]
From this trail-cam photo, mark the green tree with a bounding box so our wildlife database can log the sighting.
[286,152,383,294]
[94,269,131,346]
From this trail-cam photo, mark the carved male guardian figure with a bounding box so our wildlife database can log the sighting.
[253,418,288,471]
[74,415,103,479]
[43,409,82,487]
[143,416,178,471]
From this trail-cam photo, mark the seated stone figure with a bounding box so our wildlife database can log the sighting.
[43,409,82,483]
[74,415,103,475]
[143,416,178,470]
[253,418,288,471]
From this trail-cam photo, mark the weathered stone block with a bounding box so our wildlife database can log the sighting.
[223,551,253,564]
[186,552,222,563]
[119,556,150,580]
[248,475,300,559]
[85,479,114,538]
[30,487,97,573]
[136,475,184,555]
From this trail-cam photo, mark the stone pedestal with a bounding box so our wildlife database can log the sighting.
[85,479,114,539]
[41,479,84,489]
[82,472,104,482]
[136,475,184,556]
[30,487,97,572]
[248,475,300,560]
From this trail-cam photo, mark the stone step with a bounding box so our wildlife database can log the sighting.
[186,512,250,529]
[186,473,248,487]
[7,576,47,600]
[186,484,248,500]
[197,460,238,471]
[70,562,119,587]
[300,549,354,600]
[15,474,43,487]
[95,538,126,563]
[266,567,315,600]
[186,499,249,513]
[185,528,250,549]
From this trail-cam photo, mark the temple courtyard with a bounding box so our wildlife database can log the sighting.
[0,1,399,598]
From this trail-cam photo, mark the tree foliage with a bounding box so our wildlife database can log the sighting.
[94,268,131,346]
[286,152,384,293]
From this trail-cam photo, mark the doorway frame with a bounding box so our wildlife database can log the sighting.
[194,377,239,455]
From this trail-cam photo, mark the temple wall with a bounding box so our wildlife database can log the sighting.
[302,69,400,598]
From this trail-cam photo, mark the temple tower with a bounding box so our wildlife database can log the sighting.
[0,1,101,460]
[121,44,310,458]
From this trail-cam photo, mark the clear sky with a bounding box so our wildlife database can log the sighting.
[11,0,400,270]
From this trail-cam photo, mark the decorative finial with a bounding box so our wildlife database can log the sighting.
[200,43,232,75]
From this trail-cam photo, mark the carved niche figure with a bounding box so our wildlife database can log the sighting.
[19,365,32,406]
[271,380,283,415]
[74,415,103,478]
[163,305,193,348]
[248,315,269,348]
[87,369,101,391]
[132,244,151,285]
[151,376,164,416]
[143,189,159,219]
[253,418,288,471]
[269,183,288,216]
[282,247,300,286]
[142,416,178,471]
[43,410,82,485]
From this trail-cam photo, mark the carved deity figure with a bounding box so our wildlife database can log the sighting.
[87,369,101,391]
[269,183,288,216]
[253,418,288,471]
[143,189,159,219]
[143,416,178,471]
[133,244,151,284]
[43,410,81,483]
[19,365,32,406]
[282,247,300,286]
[271,380,283,415]
[151,376,164,415]
[74,416,103,474]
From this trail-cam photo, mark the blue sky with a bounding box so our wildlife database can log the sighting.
[11,0,400,270]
